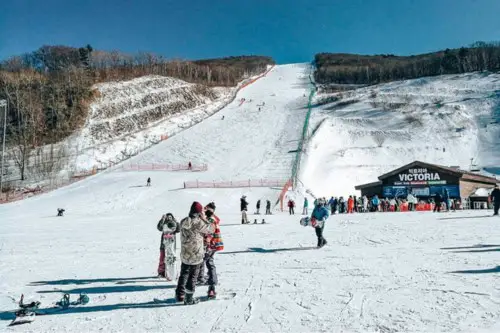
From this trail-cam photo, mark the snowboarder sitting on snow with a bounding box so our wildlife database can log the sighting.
[196,202,224,299]
[57,208,65,217]
[241,195,249,224]
[175,202,214,304]
[311,199,330,248]
[156,213,180,278]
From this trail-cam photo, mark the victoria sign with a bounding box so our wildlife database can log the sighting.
[393,167,446,186]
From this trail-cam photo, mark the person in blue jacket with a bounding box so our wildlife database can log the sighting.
[311,199,330,248]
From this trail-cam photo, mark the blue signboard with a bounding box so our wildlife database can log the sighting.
[383,185,460,198]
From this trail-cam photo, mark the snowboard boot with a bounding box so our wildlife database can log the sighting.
[184,292,199,305]
[319,239,327,248]
[175,291,185,302]
[207,286,216,300]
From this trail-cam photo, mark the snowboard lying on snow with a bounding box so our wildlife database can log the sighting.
[153,292,236,306]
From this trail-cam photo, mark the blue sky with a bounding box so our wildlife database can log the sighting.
[1,0,499,64]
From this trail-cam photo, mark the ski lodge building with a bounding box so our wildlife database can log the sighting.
[355,161,498,200]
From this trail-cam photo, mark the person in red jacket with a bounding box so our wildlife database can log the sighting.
[288,199,295,215]
[197,202,224,299]
[347,196,354,214]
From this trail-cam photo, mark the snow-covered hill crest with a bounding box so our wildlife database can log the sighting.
[301,72,500,197]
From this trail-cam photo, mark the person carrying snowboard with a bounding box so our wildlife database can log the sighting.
[310,199,330,248]
[490,185,500,216]
[197,202,223,299]
[175,202,214,305]
[240,195,249,224]
[156,213,180,279]
[256,200,261,214]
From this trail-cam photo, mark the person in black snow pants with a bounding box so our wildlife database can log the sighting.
[433,193,443,213]
[241,195,249,224]
[256,200,261,214]
[490,185,500,216]
[288,199,295,215]
[310,199,330,248]
[175,202,214,305]
[265,200,271,215]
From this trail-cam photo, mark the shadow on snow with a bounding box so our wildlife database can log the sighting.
[449,266,500,274]
[0,300,179,322]
[220,246,317,255]
[30,276,159,286]
[440,244,500,250]
[37,285,175,295]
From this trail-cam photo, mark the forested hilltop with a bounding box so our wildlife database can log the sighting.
[0,45,274,149]
[314,42,500,85]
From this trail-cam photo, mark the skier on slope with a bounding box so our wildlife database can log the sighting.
[196,202,224,299]
[240,195,249,224]
[156,213,180,279]
[265,200,271,215]
[490,185,500,216]
[310,199,330,248]
[175,202,214,304]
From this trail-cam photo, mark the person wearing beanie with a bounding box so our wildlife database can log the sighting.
[197,202,224,299]
[175,201,215,305]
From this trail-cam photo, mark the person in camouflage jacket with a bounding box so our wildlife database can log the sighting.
[175,202,214,305]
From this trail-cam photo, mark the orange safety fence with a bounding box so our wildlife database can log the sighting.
[183,179,288,189]
[278,179,293,212]
[122,163,208,172]
[239,66,275,90]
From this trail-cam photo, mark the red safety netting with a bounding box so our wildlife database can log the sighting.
[183,179,287,189]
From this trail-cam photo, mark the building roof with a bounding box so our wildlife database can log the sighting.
[377,160,498,185]
[354,181,382,190]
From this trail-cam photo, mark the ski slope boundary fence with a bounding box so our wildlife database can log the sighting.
[291,66,317,188]
[183,179,288,189]
[121,163,208,172]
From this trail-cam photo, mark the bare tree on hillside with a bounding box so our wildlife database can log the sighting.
[372,132,386,147]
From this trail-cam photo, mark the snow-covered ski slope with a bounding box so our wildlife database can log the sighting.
[301,72,500,197]
[2,66,500,332]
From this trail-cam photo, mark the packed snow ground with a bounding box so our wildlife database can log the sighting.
[2,65,500,332]
[301,72,500,197]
